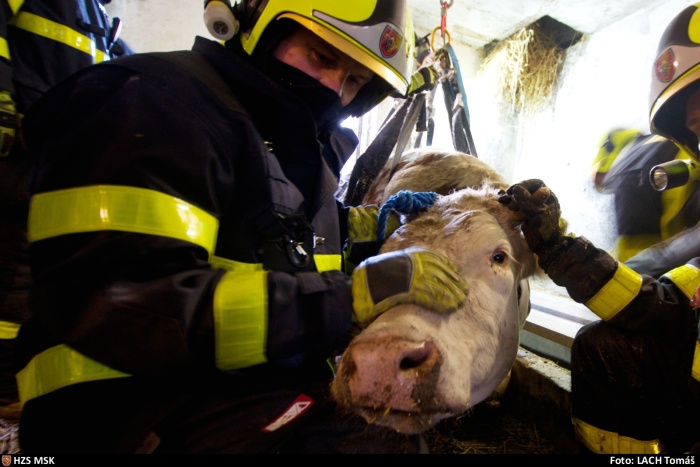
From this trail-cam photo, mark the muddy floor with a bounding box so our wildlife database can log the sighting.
[423,399,558,454]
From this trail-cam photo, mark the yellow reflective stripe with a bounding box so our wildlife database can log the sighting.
[8,0,23,15]
[692,340,700,383]
[210,255,340,273]
[585,263,643,321]
[210,256,263,272]
[28,185,218,255]
[16,344,130,406]
[213,270,268,370]
[659,265,700,383]
[10,11,107,63]
[16,257,335,401]
[0,321,20,339]
[314,254,341,272]
[0,37,9,61]
[572,416,665,454]
[661,264,700,300]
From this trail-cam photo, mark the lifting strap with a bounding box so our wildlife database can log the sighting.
[343,0,479,205]
[428,1,477,157]
[341,94,423,206]
[386,92,427,179]
[436,43,477,157]
[340,50,477,206]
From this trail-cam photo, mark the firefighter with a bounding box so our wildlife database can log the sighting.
[15,0,466,453]
[592,129,695,265]
[498,3,700,454]
[621,1,700,278]
[0,0,128,419]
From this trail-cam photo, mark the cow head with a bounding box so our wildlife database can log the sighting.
[330,149,539,434]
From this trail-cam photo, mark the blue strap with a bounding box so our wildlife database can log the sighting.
[377,190,439,243]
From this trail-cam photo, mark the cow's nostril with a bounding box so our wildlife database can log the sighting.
[399,341,437,370]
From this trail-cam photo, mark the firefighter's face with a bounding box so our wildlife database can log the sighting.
[272,26,374,107]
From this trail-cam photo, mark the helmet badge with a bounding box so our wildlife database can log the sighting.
[655,48,676,83]
[380,25,402,58]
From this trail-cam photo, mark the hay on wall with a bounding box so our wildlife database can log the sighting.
[481,25,568,117]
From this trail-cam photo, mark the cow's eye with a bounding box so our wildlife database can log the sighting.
[491,251,507,264]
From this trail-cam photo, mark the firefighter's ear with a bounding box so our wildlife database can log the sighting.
[203,0,239,41]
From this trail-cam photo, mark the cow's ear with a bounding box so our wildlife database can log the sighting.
[521,252,545,278]
[510,229,541,278]
[528,260,549,279]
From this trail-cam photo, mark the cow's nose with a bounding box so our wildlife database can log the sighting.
[346,338,440,412]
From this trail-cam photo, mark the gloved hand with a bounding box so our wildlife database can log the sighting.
[0,90,17,157]
[344,205,401,274]
[351,246,467,327]
[498,179,569,271]
[407,65,440,95]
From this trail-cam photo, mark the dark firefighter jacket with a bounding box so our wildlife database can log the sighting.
[545,235,699,379]
[16,36,357,407]
[543,234,700,451]
[599,134,700,263]
[0,0,124,114]
[0,0,127,344]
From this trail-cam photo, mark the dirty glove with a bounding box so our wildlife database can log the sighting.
[344,205,401,274]
[351,246,467,327]
[0,90,17,157]
[407,65,440,95]
[498,179,571,272]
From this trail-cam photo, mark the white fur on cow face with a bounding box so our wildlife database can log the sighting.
[331,188,536,434]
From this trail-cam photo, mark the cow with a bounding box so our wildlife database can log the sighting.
[362,147,509,205]
[330,147,540,435]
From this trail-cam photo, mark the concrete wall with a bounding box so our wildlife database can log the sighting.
[106,0,696,254]
[104,1,210,53]
[415,0,696,253]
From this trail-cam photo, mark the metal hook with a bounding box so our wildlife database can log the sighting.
[430,26,451,52]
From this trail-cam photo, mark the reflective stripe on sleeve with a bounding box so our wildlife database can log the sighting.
[28,185,218,255]
[661,263,700,301]
[8,1,23,15]
[20,185,220,404]
[585,262,643,321]
[0,37,9,61]
[0,320,20,339]
[693,340,700,383]
[15,259,268,404]
[213,270,268,370]
[661,264,700,384]
[572,416,665,454]
[313,254,341,272]
[210,254,340,273]
[210,255,263,272]
[10,11,107,62]
[22,185,340,396]
[16,345,130,406]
